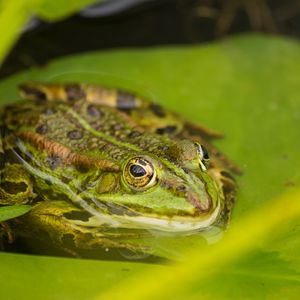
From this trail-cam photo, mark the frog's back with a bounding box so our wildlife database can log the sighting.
[2,98,196,171]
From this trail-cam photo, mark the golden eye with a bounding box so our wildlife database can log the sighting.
[123,157,157,191]
[195,143,210,171]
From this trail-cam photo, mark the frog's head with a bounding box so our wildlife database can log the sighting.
[87,140,223,233]
[9,131,223,233]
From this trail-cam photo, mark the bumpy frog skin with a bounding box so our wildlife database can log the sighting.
[0,82,238,256]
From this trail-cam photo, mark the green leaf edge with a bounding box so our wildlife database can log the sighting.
[0,205,32,222]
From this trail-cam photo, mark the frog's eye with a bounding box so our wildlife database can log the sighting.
[123,157,157,191]
[195,143,210,171]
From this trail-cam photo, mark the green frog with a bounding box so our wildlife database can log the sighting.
[0,82,238,257]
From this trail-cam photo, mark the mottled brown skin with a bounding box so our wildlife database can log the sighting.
[0,82,238,256]
[18,82,240,172]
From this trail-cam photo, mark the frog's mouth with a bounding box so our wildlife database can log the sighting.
[75,199,222,233]
[116,201,221,232]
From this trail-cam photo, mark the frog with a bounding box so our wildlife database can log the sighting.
[0,82,239,257]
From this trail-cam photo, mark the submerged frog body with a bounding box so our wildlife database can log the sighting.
[0,82,238,256]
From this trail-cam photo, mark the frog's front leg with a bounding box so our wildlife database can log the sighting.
[12,200,145,256]
[0,221,14,246]
[0,160,35,245]
[0,163,35,205]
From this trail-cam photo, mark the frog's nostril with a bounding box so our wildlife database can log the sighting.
[187,192,212,213]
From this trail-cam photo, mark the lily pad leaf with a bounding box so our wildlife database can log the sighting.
[0,205,32,222]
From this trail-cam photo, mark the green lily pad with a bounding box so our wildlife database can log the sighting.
[0,205,32,222]
[0,34,299,299]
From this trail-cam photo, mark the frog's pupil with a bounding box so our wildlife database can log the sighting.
[130,164,146,177]
[201,145,209,160]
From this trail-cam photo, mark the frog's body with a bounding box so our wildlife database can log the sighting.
[0,82,238,256]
